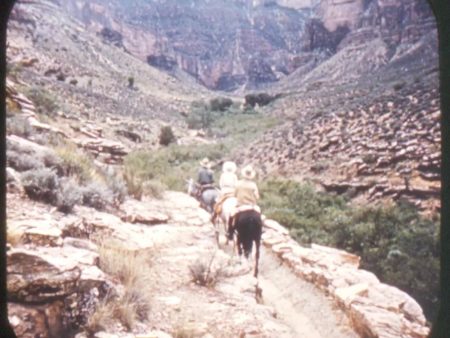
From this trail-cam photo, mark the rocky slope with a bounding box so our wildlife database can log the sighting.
[55,0,353,91]
[7,0,213,133]
[54,0,435,93]
[235,1,439,213]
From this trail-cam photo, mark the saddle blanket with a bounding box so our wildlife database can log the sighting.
[230,204,261,217]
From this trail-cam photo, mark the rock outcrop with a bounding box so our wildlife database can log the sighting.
[236,20,439,212]
[262,218,430,338]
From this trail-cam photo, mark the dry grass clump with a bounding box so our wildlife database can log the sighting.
[188,251,224,288]
[88,238,153,331]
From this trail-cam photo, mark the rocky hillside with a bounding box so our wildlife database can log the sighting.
[7,0,214,138]
[54,0,434,92]
[235,1,439,213]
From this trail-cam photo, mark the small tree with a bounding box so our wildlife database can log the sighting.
[159,126,175,146]
[128,76,134,88]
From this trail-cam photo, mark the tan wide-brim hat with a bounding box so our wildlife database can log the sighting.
[241,165,256,180]
[223,161,237,173]
[200,157,211,168]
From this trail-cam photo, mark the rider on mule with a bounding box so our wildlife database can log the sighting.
[227,165,261,240]
[211,161,238,223]
[197,158,215,199]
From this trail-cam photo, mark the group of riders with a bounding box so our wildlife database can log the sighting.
[196,157,261,240]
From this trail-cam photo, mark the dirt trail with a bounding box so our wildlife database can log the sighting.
[141,213,359,338]
[258,248,359,338]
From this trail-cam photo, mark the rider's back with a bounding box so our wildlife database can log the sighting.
[198,167,214,185]
[220,172,238,194]
[235,179,259,207]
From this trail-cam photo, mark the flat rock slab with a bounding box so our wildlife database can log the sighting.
[120,199,169,225]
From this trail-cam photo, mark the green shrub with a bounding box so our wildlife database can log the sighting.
[244,92,278,108]
[159,126,176,146]
[55,143,96,183]
[102,167,128,205]
[209,97,233,112]
[259,177,439,322]
[21,168,60,204]
[7,137,62,173]
[6,115,33,138]
[128,76,134,88]
[7,150,45,172]
[81,182,114,210]
[186,100,214,129]
[24,86,59,116]
[56,178,83,213]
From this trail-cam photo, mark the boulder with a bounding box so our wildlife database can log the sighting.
[8,216,63,247]
[7,248,81,302]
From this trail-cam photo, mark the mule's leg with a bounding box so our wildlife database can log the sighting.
[244,240,253,259]
[224,215,230,245]
[237,232,243,257]
[227,216,234,241]
[254,238,260,278]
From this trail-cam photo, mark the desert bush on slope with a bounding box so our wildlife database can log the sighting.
[88,238,153,331]
[259,177,439,322]
[159,125,176,146]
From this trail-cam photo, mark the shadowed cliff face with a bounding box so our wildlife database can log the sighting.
[54,0,343,91]
[56,0,435,91]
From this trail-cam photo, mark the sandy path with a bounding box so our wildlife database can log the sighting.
[141,217,358,338]
[258,248,359,338]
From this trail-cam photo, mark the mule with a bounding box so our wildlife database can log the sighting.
[229,209,263,278]
[186,178,219,214]
[212,195,237,246]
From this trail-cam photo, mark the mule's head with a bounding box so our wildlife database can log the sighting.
[186,178,196,196]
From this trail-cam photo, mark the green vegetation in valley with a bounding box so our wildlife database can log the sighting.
[259,177,439,323]
[123,143,227,197]
[185,97,280,145]
[123,98,281,198]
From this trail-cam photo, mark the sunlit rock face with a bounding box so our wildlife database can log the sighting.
[56,0,434,91]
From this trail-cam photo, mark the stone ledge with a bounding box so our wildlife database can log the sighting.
[262,218,430,338]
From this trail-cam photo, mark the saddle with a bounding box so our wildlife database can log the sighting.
[231,204,261,217]
[197,183,215,198]
[213,192,235,215]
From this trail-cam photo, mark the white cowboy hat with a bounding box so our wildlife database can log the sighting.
[241,165,256,180]
[223,161,237,173]
[200,157,211,168]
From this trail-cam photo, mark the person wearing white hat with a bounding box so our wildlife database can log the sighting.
[227,164,261,241]
[219,161,238,195]
[211,161,238,223]
[235,165,259,207]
